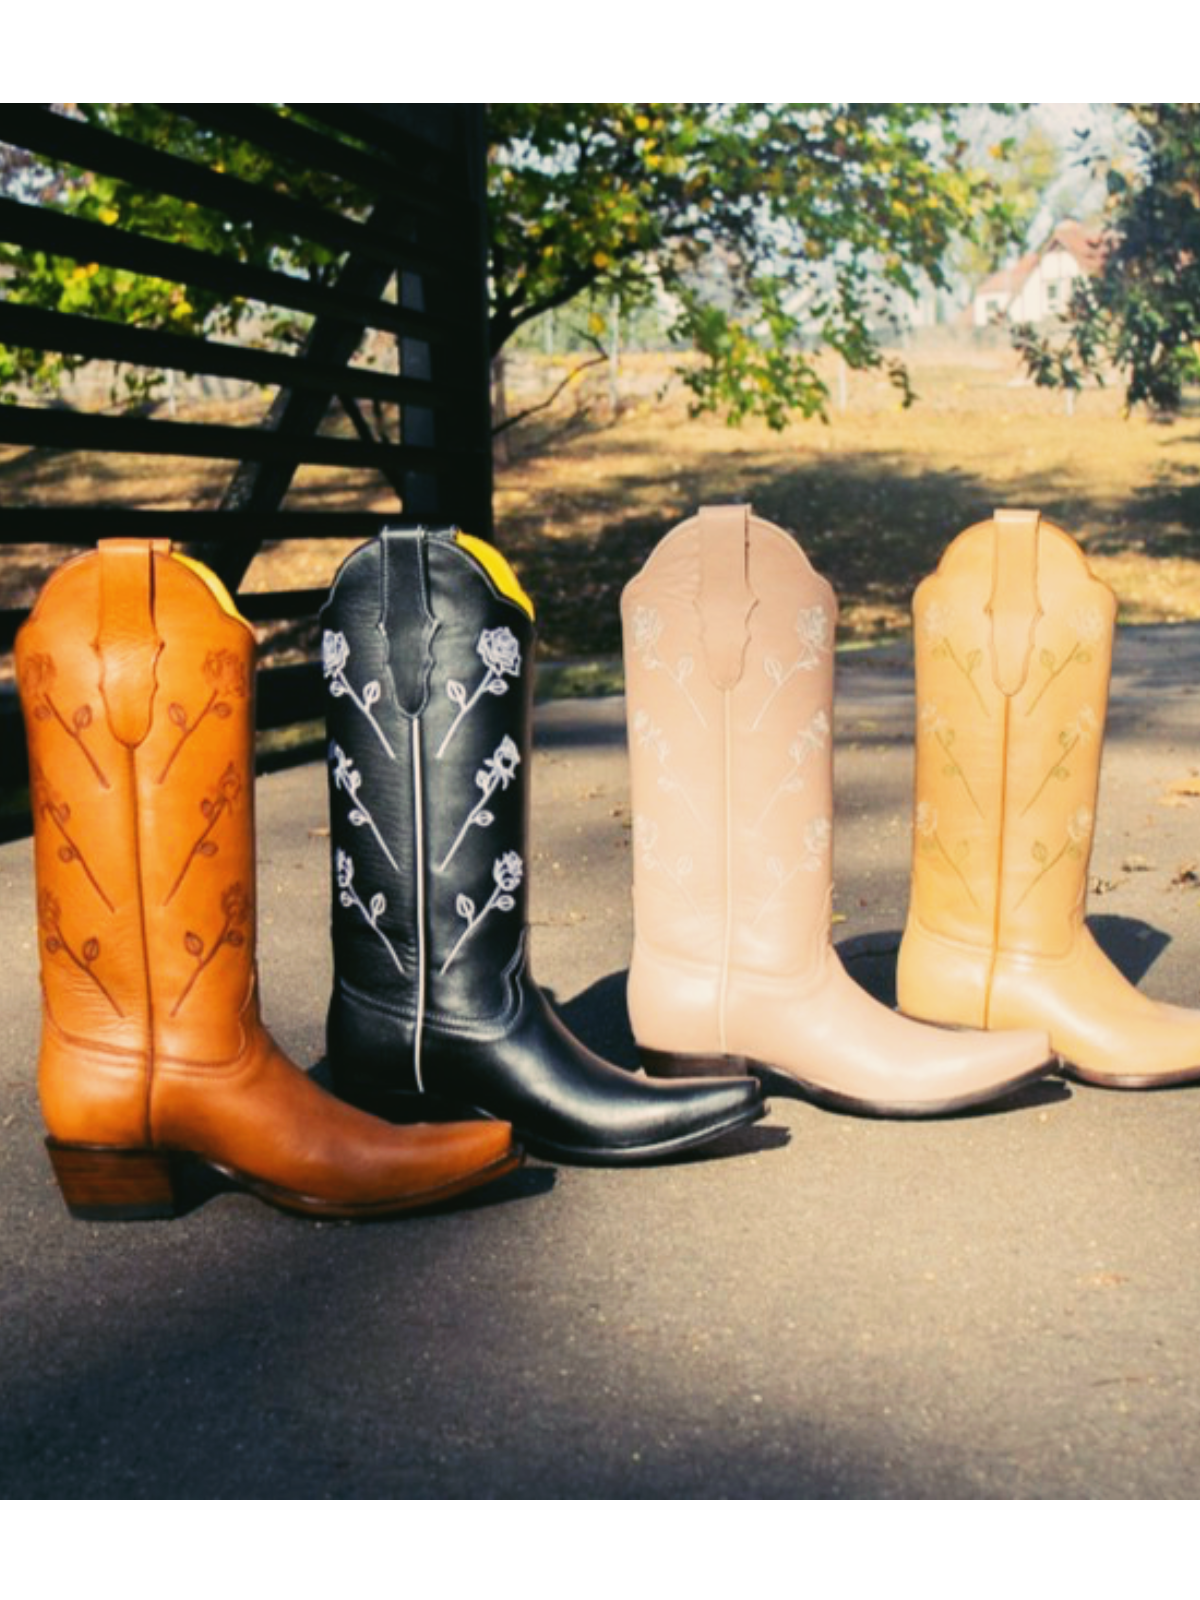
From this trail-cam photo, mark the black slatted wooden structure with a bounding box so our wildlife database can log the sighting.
[0,104,492,819]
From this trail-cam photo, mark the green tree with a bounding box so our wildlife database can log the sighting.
[953,122,1063,288]
[488,103,1019,427]
[1013,104,1200,411]
[1,103,1021,428]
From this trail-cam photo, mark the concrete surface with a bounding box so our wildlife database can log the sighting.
[4,626,1200,1498]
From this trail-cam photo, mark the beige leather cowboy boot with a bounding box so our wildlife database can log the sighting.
[18,540,520,1220]
[898,508,1200,1087]
[622,505,1052,1117]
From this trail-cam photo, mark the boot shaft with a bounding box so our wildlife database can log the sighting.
[19,542,259,1084]
[622,506,836,982]
[909,511,1116,957]
[322,529,536,1059]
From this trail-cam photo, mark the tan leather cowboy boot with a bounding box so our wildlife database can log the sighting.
[898,508,1200,1087]
[18,540,520,1220]
[622,506,1052,1116]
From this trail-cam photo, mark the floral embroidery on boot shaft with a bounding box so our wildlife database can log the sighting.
[21,652,110,789]
[918,703,983,817]
[752,604,830,730]
[632,711,702,823]
[330,742,400,873]
[1013,807,1093,911]
[31,765,113,911]
[441,851,523,974]
[915,802,979,909]
[164,762,242,905]
[171,883,250,1016]
[158,649,248,784]
[920,603,989,720]
[439,735,521,871]
[38,890,123,1016]
[1019,706,1098,817]
[750,820,832,928]
[1023,609,1103,716]
[437,627,523,759]
[629,605,707,728]
[323,630,396,760]
[634,814,698,912]
[336,849,406,976]
[753,709,830,829]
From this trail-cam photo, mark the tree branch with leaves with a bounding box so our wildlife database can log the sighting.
[488,102,1021,429]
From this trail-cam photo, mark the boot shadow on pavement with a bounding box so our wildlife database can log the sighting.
[556,971,791,1160]
[840,932,1072,1117]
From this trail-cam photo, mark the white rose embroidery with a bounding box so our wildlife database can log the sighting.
[323,630,395,760]
[335,848,405,975]
[437,626,523,759]
[440,850,524,973]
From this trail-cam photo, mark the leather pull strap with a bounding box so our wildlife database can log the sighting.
[96,538,168,747]
[380,527,437,716]
[695,504,757,689]
[987,508,1044,697]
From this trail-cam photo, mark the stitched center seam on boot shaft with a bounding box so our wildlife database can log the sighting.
[97,544,159,1147]
[336,933,525,1039]
[718,690,735,1055]
[411,718,427,1094]
[983,692,1012,1029]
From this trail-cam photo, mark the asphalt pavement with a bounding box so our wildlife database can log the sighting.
[4,625,1200,1498]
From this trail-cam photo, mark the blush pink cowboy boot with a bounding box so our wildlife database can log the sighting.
[622,505,1053,1117]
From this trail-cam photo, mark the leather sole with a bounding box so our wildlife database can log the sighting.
[45,1137,523,1222]
[640,1048,1056,1120]
[1057,1058,1200,1090]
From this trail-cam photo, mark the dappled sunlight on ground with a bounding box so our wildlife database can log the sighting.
[494,349,1200,653]
[4,347,1200,660]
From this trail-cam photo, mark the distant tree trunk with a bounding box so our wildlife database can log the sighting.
[492,349,510,464]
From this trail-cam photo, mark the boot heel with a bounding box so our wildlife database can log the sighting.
[45,1140,183,1221]
[640,1047,751,1080]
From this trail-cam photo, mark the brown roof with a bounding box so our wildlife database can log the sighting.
[1047,219,1109,275]
[975,221,1110,307]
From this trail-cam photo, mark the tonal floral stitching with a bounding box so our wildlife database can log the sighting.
[753,709,830,829]
[158,649,248,784]
[323,630,396,760]
[1013,807,1093,911]
[20,652,110,789]
[632,711,703,823]
[921,601,990,720]
[164,761,241,905]
[171,883,250,1016]
[915,802,979,909]
[1019,706,1098,817]
[31,764,113,911]
[634,814,698,912]
[630,605,707,728]
[1023,608,1103,717]
[752,604,830,730]
[750,820,832,928]
[38,890,123,1015]
[919,703,983,816]
[437,626,522,759]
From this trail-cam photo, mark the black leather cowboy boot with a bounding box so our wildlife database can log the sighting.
[321,527,765,1164]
